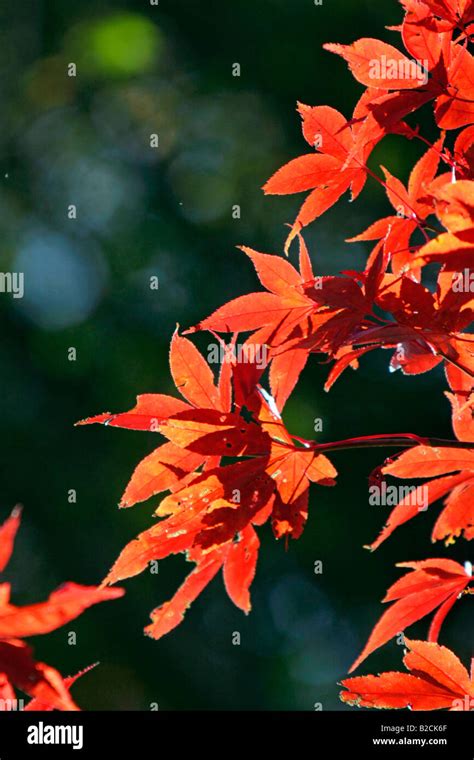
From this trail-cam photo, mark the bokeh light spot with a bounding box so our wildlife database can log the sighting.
[14,229,107,330]
[69,13,163,78]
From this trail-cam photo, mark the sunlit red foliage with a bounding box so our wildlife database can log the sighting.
[79,0,474,709]
[341,639,474,710]
[78,332,337,638]
[0,508,123,710]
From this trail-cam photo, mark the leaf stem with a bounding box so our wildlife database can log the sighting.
[294,433,474,454]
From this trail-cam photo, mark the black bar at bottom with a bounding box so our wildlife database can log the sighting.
[0,710,471,757]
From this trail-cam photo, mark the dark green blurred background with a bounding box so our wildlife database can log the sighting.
[0,0,470,710]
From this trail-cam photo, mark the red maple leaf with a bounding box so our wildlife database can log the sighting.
[411,0,474,31]
[263,104,370,250]
[192,238,473,392]
[341,638,474,710]
[72,1,474,709]
[341,268,474,380]
[412,179,474,270]
[188,240,322,410]
[350,559,472,672]
[325,34,474,130]
[0,508,123,710]
[399,1,453,70]
[190,239,395,401]
[261,2,474,251]
[78,333,337,639]
[370,365,474,548]
[348,135,446,274]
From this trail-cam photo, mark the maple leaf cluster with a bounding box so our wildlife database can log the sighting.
[0,507,123,710]
[79,332,337,638]
[79,0,474,710]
